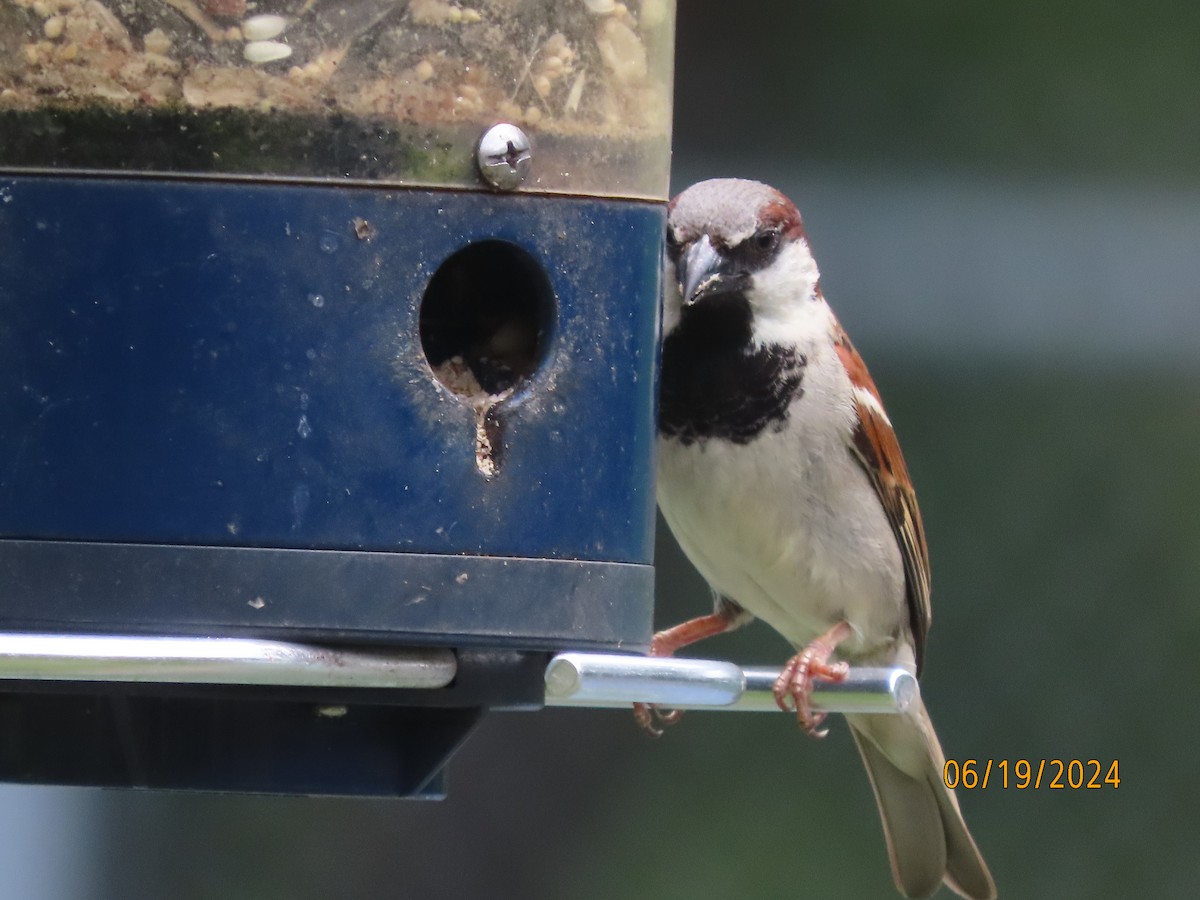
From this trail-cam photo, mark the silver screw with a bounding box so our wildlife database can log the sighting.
[476,123,533,191]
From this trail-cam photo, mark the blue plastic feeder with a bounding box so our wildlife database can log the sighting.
[0,0,676,796]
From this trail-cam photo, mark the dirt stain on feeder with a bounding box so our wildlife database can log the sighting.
[432,355,513,479]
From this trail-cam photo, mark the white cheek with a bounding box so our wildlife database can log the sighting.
[746,239,827,347]
[753,239,821,309]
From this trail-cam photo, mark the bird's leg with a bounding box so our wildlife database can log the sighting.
[633,606,743,736]
[773,620,853,738]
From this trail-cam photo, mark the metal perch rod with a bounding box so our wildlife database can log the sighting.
[0,632,456,689]
[0,636,916,714]
[544,652,917,715]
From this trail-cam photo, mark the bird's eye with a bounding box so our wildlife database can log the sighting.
[754,230,780,254]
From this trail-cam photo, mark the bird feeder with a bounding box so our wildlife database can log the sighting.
[0,0,673,796]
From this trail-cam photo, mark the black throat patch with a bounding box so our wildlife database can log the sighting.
[659,294,806,445]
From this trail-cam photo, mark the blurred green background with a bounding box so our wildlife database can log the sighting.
[4,2,1199,897]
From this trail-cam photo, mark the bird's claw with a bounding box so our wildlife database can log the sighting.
[633,702,684,737]
[773,647,849,739]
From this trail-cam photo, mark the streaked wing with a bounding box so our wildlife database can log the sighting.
[832,323,931,672]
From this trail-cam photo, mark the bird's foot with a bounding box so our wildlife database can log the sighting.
[633,702,684,737]
[633,630,687,737]
[773,622,853,738]
[631,607,747,737]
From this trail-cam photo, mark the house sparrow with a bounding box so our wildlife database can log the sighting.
[642,179,996,899]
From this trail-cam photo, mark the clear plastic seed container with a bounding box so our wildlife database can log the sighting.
[0,0,674,198]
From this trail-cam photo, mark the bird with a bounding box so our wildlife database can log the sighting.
[640,178,996,899]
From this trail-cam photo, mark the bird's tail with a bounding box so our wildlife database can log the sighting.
[846,700,996,899]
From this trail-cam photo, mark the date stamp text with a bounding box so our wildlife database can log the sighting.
[943,759,1120,790]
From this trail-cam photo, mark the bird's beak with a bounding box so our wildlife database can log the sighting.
[679,235,744,306]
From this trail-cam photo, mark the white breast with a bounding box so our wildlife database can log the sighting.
[656,331,907,661]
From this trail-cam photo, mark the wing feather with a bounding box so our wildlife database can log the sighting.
[833,324,931,672]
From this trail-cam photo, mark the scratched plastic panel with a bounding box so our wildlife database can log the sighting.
[0,176,661,564]
[0,0,674,200]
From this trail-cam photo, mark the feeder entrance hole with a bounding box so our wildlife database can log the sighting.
[420,240,555,402]
[420,240,555,478]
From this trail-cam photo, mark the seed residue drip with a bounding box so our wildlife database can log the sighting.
[433,355,511,479]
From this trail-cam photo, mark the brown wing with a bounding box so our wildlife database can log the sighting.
[833,324,932,673]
